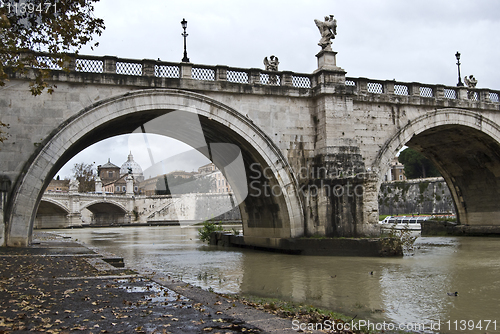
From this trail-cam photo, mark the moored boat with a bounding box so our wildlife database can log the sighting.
[378,216,429,230]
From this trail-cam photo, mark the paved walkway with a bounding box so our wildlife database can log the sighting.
[0,232,302,333]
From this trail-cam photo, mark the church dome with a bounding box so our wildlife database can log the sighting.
[120,152,144,182]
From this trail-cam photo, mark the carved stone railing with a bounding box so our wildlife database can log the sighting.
[33,52,313,89]
[15,52,500,103]
[345,77,500,103]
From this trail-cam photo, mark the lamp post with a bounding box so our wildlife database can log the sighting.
[455,51,464,87]
[181,18,190,63]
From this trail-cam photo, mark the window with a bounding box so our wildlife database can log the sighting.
[399,175,403,180]
[115,186,119,192]
[108,171,113,178]
[134,186,138,192]
[122,186,126,192]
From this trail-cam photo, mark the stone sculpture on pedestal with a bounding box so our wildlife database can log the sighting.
[464,75,478,99]
[314,15,337,51]
[263,55,279,71]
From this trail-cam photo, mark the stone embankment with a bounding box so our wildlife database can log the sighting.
[422,220,500,236]
[209,232,403,257]
[379,177,455,216]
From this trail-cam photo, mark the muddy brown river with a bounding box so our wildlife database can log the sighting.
[53,226,500,333]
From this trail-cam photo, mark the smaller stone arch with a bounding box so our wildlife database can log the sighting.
[38,198,70,213]
[82,200,129,226]
[374,108,500,227]
[35,199,70,229]
[80,199,128,213]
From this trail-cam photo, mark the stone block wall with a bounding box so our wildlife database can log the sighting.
[378,177,455,216]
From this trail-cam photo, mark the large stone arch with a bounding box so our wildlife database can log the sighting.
[6,89,304,246]
[374,108,500,226]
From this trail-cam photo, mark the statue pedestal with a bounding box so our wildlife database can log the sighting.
[315,49,342,72]
[312,49,346,85]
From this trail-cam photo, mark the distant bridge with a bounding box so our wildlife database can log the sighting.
[36,191,241,228]
[1,49,500,246]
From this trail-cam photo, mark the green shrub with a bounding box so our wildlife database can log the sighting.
[381,225,418,255]
[198,221,224,243]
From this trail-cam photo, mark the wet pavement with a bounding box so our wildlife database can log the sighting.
[0,232,303,333]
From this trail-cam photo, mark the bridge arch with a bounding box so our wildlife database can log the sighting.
[374,108,500,226]
[38,198,70,213]
[6,89,304,246]
[81,200,128,213]
[82,200,129,226]
[34,199,70,229]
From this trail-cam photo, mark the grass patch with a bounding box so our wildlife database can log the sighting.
[236,295,352,325]
[230,294,390,334]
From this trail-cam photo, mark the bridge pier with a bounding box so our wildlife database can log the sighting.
[302,169,380,238]
[0,176,11,246]
[302,53,380,237]
[67,213,83,227]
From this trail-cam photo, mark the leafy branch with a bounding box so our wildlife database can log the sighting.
[0,0,105,95]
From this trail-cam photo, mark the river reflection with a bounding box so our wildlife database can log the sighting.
[53,226,500,332]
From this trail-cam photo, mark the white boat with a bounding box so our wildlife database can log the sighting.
[378,216,429,230]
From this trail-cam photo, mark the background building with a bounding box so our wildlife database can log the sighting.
[384,157,407,182]
[198,162,232,193]
[45,179,70,192]
[97,153,144,194]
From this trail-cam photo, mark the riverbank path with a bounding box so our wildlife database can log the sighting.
[0,232,302,333]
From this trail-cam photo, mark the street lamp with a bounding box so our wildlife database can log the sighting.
[455,51,464,87]
[181,18,190,63]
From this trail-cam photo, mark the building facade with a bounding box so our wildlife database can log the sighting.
[198,163,232,193]
[45,179,70,192]
[384,157,407,182]
[97,153,144,194]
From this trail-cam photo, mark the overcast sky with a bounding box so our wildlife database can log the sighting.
[56,0,500,179]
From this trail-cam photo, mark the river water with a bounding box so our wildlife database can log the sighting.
[54,226,500,333]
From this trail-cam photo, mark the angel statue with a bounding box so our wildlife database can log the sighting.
[263,55,280,85]
[314,15,337,51]
[263,55,279,71]
[464,75,478,99]
[464,75,477,88]
[69,178,79,192]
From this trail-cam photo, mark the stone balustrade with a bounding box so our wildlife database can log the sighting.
[16,51,500,104]
[346,77,499,103]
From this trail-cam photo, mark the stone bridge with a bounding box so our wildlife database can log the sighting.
[1,49,500,246]
[36,191,241,228]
